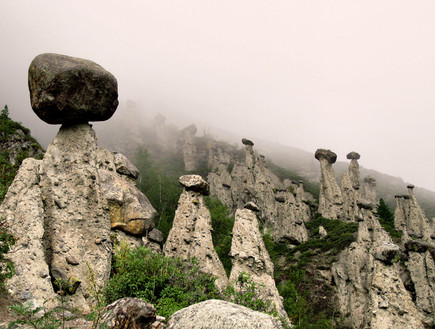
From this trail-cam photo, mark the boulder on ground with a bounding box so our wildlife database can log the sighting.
[101,297,165,329]
[167,299,283,329]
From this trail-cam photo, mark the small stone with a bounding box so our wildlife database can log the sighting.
[148,228,164,243]
[346,152,360,160]
[95,238,103,245]
[319,226,328,236]
[179,175,210,195]
[241,138,254,146]
[244,202,260,212]
[114,153,139,179]
[66,256,79,265]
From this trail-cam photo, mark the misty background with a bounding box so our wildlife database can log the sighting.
[1,1,435,191]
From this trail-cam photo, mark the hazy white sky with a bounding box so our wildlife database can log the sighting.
[1,1,435,190]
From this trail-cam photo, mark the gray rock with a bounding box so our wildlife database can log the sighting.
[229,208,289,321]
[28,53,118,124]
[113,153,139,179]
[163,188,228,291]
[101,297,159,329]
[346,151,360,160]
[244,201,260,212]
[372,241,401,264]
[148,228,164,243]
[241,138,254,146]
[167,299,284,329]
[314,149,337,164]
[179,175,210,195]
[319,226,328,236]
[65,256,79,265]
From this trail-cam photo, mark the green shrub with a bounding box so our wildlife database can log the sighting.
[224,271,276,316]
[0,218,15,291]
[376,198,402,239]
[204,196,235,276]
[104,243,221,319]
[134,148,183,240]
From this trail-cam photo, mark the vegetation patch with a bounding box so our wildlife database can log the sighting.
[205,196,235,276]
[376,198,402,240]
[263,216,359,328]
[134,148,183,240]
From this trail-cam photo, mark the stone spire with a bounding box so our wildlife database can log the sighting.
[229,206,289,322]
[315,149,343,219]
[163,175,228,291]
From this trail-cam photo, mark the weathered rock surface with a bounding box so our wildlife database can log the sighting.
[229,208,288,321]
[0,56,157,313]
[332,206,424,328]
[179,174,210,195]
[166,299,284,329]
[208,139,309,244]
[163,175,228,290]
[394,186,435,324]
[28,53,118,124]
[315,149,343,219]
[101,297,165,329]
[98,148,157,236]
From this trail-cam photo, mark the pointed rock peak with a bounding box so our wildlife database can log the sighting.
[314,149,337,164]
[363,175,376,185]
[182,124,197,135]
[241,138,254,146]
[346,151,360,160]
[179,174,210,195]
[28,53,118,124]
[244,201,260,212]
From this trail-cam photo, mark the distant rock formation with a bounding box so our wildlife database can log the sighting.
[229,206,289,321]
[167,299,284,329]
[208,138,310,244]
[0,54,158,312]
[163,175,228,291]
[181,124,198,171]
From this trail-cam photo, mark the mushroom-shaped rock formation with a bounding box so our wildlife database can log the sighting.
[179,174,210,195]
[28,53,118,124]
[315,148,342,219]
[346,151,361,160]
[0,54,158,313]
[315,149,337,164]
[164,175,228,291]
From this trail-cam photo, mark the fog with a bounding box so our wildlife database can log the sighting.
[1,1,435,190]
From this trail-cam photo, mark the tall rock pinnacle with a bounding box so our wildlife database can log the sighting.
[315,149,343,219]
[163,175,228,291]
[0,54,157,312]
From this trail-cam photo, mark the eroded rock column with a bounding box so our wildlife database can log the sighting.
[315,149,343,219]
[163,175,228,291]
[229,204,289,322]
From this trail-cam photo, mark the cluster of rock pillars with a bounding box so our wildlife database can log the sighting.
[0,53,434,329]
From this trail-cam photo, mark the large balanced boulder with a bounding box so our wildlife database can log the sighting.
[28,53,118,124]
[167,299,283,329]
